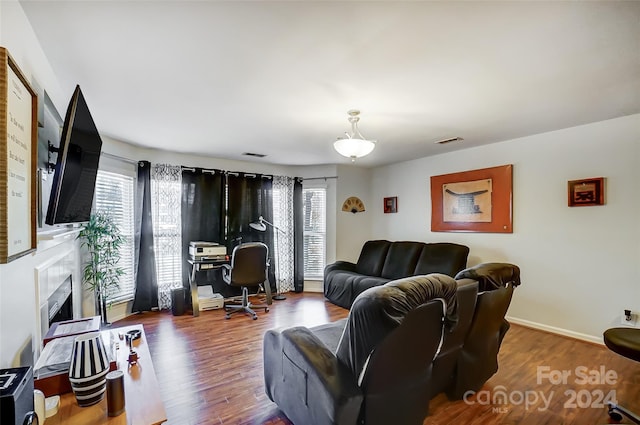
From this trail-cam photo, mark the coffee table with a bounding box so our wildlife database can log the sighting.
[46,324,167,425]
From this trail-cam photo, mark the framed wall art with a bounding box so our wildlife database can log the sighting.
[567,177,604,207]
[0,47,38,263]
[430,164,513,233]
[384,196,397,213]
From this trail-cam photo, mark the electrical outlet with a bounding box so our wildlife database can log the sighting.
[620,310,638,327]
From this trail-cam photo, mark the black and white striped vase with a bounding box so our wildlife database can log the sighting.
[68,331,111,407]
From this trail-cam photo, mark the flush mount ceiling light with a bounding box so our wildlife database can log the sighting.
[333,109,376,162]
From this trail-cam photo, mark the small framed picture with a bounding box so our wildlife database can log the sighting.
[384,196,397,213]
[568,177,605,207]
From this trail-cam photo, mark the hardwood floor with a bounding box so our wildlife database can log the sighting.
[115,292,639,425]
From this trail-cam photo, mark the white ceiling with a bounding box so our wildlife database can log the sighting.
[20,1,640,168]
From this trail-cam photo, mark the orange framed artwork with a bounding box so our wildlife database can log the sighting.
[430,164,513,233]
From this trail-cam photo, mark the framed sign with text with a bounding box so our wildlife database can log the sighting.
[0,47,38,263]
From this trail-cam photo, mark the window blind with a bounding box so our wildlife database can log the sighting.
[94,170,136,303]
[302,187,326,279]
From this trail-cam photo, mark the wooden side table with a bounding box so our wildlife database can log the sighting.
[46,324,166,425]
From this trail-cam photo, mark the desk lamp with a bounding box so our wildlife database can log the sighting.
[250,216,286,300]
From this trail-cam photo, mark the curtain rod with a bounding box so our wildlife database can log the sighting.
[101,151,138,165]
[226,172,273,179]
[303,176,338,181]
[181,166,218,174]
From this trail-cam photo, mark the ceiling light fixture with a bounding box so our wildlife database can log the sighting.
[333,109,376,162]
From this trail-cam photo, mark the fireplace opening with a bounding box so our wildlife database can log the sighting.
[48,275,73,326]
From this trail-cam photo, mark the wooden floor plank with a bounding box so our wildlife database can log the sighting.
[115,292,639,424]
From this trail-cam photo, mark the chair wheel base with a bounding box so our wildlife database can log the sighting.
[607,402,640,424]
[609,408,623,422]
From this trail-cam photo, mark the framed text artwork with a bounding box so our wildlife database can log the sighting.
[0,47,38,263]
[567,177,604,207]
[430,164,513,233]
[384,197,397,213]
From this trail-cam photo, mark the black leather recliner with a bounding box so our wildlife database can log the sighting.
[264,263,522,425]
[264,274,458,425]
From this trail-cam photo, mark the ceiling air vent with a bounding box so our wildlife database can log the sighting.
[242,152,267,158]
[434,137,464,145]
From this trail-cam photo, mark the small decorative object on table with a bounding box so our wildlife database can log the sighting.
[106,370,125,416]
[126,332,140,366]
[68,332,110,407]
[127,348,139,366]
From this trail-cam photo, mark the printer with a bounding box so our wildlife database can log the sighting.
[188,241,227,261]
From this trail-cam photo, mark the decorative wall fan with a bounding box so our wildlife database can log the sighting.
[342,196,365,214]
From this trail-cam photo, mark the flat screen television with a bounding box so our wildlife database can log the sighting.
[45,85,102,225]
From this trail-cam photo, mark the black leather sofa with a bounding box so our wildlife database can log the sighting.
[324,240,469,308]
[263,263,521,425]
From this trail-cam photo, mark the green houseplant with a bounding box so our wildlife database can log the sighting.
[78,211,125,325]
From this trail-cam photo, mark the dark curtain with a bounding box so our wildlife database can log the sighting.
[132,161,159,312]
[293,178,304,292]
[226,173,276,292]
[181,168,226,296]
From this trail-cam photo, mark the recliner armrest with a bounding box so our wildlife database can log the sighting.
[324,261,357,275]
[264,327,363,425]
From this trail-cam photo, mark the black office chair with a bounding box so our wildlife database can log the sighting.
[603,327,640,424]
[222,242,270,320]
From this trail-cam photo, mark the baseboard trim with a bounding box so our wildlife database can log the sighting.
[506,316,604,345]
[108,300,133,323]
[303,280,323,293]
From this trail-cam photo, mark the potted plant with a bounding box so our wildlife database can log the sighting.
[78,211,125,325]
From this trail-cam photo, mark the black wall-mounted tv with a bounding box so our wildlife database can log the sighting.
[45,85,102,225]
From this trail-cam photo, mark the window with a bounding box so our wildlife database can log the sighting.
[302,187,326,279]
[93,170,135,303]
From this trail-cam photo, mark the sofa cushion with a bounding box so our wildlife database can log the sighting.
[414,243,470,276]
[335,274,458,378]
[324,271,389,309]
[380,242,424,279]
[356,240,391,276]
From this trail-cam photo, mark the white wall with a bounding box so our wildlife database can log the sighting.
[370,114,640,342]
[335,165,373,262]
[0,1,76,368]
[0,1,66,114]
[102,137,295,177]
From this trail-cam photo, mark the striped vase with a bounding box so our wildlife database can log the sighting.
[68,331,110,407]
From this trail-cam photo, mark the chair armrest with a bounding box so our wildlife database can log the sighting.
[264,327,362,425]
[221,264,231,283]
[324,261,357,275]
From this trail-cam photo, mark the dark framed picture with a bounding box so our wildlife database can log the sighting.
[0,47,38,263]
[384,196,397,213]
[430,164,513,233]
[568,177,604,207]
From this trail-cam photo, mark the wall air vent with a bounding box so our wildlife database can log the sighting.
[242,152,267,158]
[435,137,464,145]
